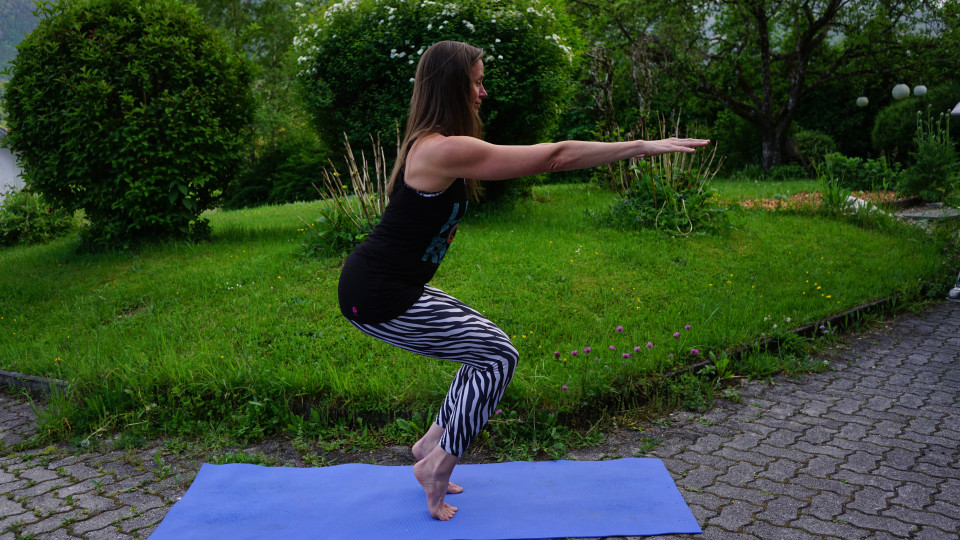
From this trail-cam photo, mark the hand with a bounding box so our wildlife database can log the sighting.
[637,138,710,158]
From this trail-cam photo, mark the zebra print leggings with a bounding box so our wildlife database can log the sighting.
[348,285,518,457]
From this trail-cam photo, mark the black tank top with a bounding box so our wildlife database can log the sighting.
[337,169,468,323]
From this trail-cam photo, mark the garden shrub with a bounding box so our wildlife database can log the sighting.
[0,188,75,246]
[224,130,330,209]
[899,111,958,202]
[821,153,902,192]
[793,128,837,166]
[3,0,253,249]
[294,0,580,204]
[871,98,920,162]
[592,160,727,236]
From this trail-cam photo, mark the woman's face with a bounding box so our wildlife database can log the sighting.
[470,60,487,111]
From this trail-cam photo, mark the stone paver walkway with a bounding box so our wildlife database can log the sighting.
[1,301,958,539]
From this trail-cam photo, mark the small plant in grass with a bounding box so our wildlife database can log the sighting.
[899,109,959,202]
[483,408,571,461]
[301,134,389,258]
[0,188,75,247]
[590,117,727,236]
[821,153,903,193]
[815,172,854,216]
[211,451,276,466]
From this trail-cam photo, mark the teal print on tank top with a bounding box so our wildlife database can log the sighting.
[422,202,464,264]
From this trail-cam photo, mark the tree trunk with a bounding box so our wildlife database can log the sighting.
[759,119,793,170]
[760,130,780,170]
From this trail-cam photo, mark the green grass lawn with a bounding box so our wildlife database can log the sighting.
[711,178,820,201]
[0,181,949,444]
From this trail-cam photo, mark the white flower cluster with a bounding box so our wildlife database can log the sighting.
[295,0,575,80]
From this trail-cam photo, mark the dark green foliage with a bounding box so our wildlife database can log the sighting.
[793,129,837,166]
[224,130,328,209]
[295,0,579,155]
[301,212,381,258]
[712,110,762,172]
[3,0,253,250]
[872,98,921,162]
[899,111,958,202]
[0,188,75,246]
[871,83,960,163]
[592,162,728,236]
[821,153,903,192]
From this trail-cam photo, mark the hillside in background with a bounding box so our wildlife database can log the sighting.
[0,0,40,78]
[0,0,41,127]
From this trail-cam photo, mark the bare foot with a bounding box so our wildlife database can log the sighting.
[413,448,459,521]
[413,425,462,494]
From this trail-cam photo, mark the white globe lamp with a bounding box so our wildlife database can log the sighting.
[913,85,927,97]
[891,84,910,100]
[856,96,869,107]
[952,102,960,117]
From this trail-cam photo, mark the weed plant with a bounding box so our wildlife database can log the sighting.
[900,110,959,202]
[0,183,947,447]
[591,118,727,235]
[300,134,390,257]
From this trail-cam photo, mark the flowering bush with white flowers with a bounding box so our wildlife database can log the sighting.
[295,0,580,154]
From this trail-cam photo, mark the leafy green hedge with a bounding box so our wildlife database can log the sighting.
[3,0,253,249]
[295,0,580,153]
[0,189,75,246]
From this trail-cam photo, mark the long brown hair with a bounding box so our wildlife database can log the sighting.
[387,41,483,200]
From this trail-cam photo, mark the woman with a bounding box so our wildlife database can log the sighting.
[338,40,709,521]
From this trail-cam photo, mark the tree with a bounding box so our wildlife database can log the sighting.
[4,0,253,248]
[570,0,941,169]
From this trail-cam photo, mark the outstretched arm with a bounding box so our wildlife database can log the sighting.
[408,135,710,186]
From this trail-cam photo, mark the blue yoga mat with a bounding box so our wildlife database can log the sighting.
[151,458,701,539]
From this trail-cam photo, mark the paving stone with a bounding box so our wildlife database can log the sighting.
[790,515,870,539]
[833,470,902,492]
[913,526,954,539]
[882,504,960,531]
[20,508,84,536]
[846,486,894,514]
[802,491,849,520]
[838,451,882,474]
[118,506,168,534]
[716,461,764,486]
[73,492,119,513]
[703,482,775,506]
[756,495,807,526]
[707,500,762,532]
[748,478,816,500]
[71,507,135,535]
[82,527,135,539]
[743,521,821,539]
[891,483,937,509]
[0,496,26,516]
[23,491,69,514]
[799,455,842,478]
[715,446,776,467]
[19,467,59,483]
[926,501,960,520]
[61,462,106,481]
[115,491,164,512]
[676,467,722,491]
[793,475,858,497]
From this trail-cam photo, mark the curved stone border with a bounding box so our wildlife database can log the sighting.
[672,297,897,378]
[0,369,69,395]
